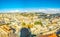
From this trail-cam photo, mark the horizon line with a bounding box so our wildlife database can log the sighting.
[0,8,60,14]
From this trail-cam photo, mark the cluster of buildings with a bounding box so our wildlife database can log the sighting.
[0,13,60,37]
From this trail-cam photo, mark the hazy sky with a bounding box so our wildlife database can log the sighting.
[0,0,60,9]
[0,0,60,14]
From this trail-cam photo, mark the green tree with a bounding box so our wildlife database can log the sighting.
[34,21,43,26]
